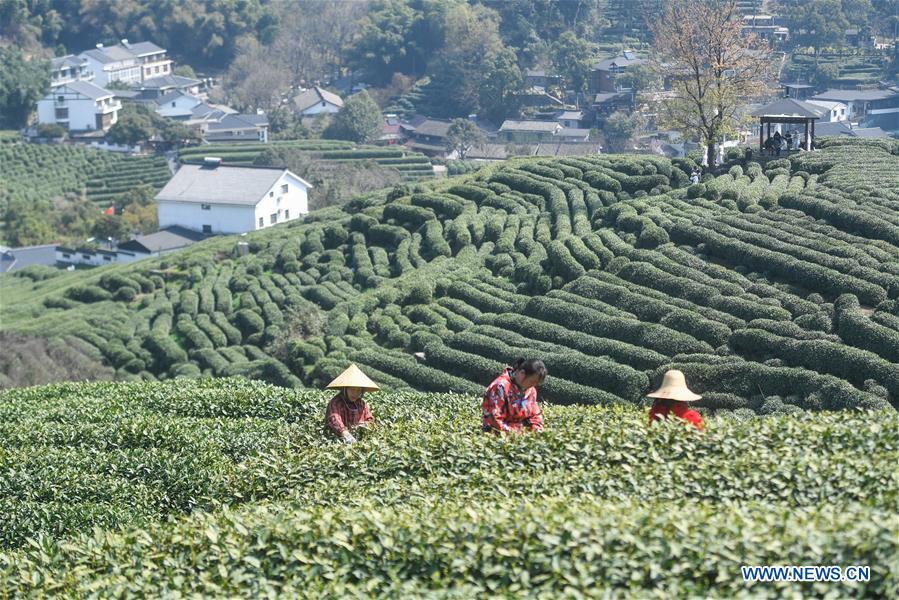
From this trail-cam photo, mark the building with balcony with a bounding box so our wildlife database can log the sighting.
[50,55,94,88]
[36,81,121,132]
[80,40,173,87]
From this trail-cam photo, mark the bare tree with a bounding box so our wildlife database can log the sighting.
[651,0,773,167]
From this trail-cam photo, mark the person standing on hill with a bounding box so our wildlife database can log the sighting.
[647,369,704,431]
[482,358,547,433]
[324,364,378,444]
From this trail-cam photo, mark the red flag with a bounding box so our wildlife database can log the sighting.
[104,205,114,215]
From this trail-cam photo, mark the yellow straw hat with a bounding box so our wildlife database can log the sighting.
[646,369,702,402]
[326,363,380,392]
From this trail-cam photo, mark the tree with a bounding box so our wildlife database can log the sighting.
[346,0,425,85]
[0,48,49,128]
[479,47,524,123]
[602,111,643,152]
[615,63,659,96]
[106,106,155,146]
[651,0,773,167]
[426,2,505,117]
[325,90,382,143]
[796,0,850,62]
[445,119,486,159]
[551,32,594,94]
[91,214,129,242]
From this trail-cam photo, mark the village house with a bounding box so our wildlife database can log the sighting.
[742,15,789,44]
[806,100,849,122]
[555,111,585,129]
[523,69,561,89]
[115,226,209,262]
[80,40,173,87]
[402,117,453,156]
[202,113,270,143]
[589,52,645,94]
[56,246,119,267]
[809,89,899,131]
[50,55,94,88]
[130,74,202,100]
[293,86,344,117]
[591,92,635,121]
[154,159,311,235]
[36,81,121,133]
[498,120,562,143]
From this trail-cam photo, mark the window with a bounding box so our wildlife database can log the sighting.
[281,184,288,193]
[201,203,211,210]
[55,108,68,120]
[259,217,264,228]
[103,256,112,261]
[62,253,71,259]
[57,96,65,102]
[284,210,290,220]
[172,102,176,107]
[82,254,91,260]
[202,224,212,233]
[269,191,274,197]
[270,213,277,225]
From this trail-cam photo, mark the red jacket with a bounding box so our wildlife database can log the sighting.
[648,402,703,431]
[325,393,373,436]
[482,368,544,433]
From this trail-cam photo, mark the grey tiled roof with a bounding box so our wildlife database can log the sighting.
[117,226,207,254]
[65,80,114,100]
[499,120,561,133]
[812,89,899,102]
[156,164,308,206]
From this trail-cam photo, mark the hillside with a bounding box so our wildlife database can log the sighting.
[0,378,896,596]
[2,139,899,414]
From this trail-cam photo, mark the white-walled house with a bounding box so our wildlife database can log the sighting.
[154,160,311,234]
[807,100,848,122]
[80,40,172,87]
[37,81,121,132]
[50,55,94,88]
[293,86,344,116]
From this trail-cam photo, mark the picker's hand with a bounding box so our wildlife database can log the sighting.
[341,431,356,444]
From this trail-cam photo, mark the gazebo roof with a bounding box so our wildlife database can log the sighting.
[751,98,823,119]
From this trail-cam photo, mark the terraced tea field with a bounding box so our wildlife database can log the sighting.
[3,138,897,417]
[0,137,171,210]
[178,140,435,181]
[0,378,895,596]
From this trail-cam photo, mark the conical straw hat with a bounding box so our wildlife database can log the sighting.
[326,363,380,391]
[646,369,702,402]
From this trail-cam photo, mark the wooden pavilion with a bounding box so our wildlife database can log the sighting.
[751,98,822,152]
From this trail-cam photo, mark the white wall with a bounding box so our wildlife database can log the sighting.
[253,172,309,230]
[301,101,341,116]
[157,95,200,118]
[37,88,113,132]
[157,171,309,234]
[158,201,258,234]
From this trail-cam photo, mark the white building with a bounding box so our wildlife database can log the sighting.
[293,86,344,116]
[50,55,94,88]
[155,160,311,234]
[807,100,848,122]
[80,40,172,87]
[37,81,121,132]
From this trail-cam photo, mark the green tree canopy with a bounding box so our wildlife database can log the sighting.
[0,48,49,129]
[445,118,486,159]
[551,32,594,93]
[324,90,383,144]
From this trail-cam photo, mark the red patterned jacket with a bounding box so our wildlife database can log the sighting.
[482,368,544,433]
[648,402,703,431]
[325,393,374,437]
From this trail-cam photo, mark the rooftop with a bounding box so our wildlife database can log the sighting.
[812,89,899,102]
[117,226,208,255]
[499,120,561,133]
[156,164,310,206]
[63,80,115,100]
[410,119,452,138]
[750,97,824,119]
[294,86,344,112]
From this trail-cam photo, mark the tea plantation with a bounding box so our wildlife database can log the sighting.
[0,378,896,597]
[0,136,171,210]
[178,140,435,181]
[3,137,898,416]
